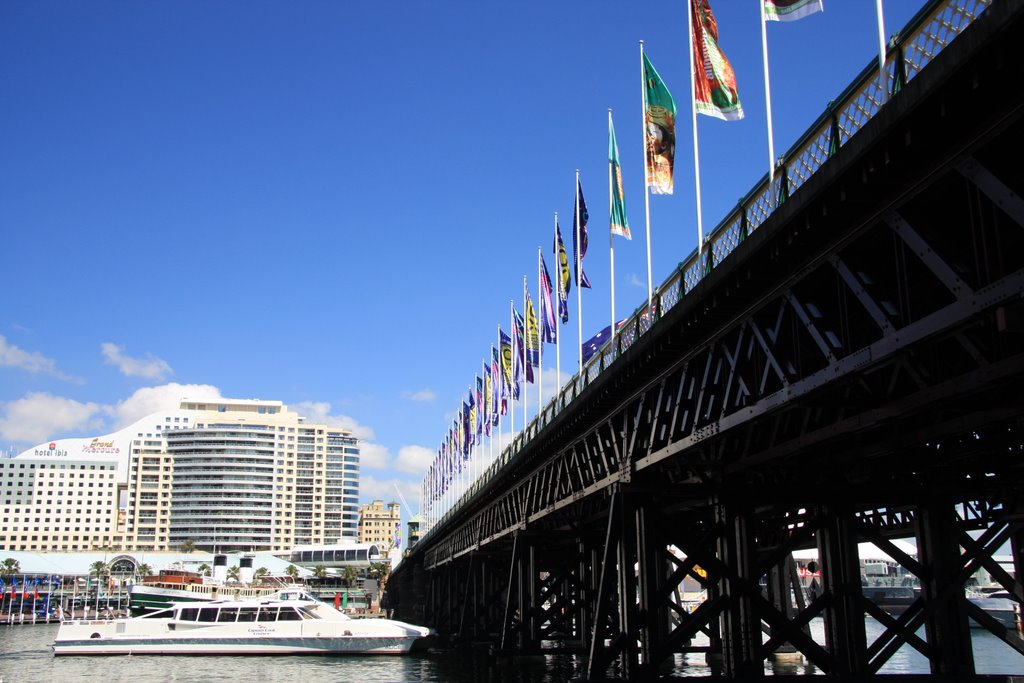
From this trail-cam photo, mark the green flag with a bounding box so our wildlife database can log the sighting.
[608,113,631,239]
[764,0,823,22]
[642,52,677,195]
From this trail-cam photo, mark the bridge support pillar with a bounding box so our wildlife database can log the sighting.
[716,495,762,678]
[916,494,975,678]
[817,502,869,677]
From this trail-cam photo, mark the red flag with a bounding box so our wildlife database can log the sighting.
[691,0,745,121]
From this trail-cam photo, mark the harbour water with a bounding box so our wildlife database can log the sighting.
[2,618,1022,681]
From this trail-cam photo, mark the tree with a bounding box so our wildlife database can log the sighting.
[135,563,152,579]
[341,566,359,588]
[0,558,20,578]
[198,563,212,577]
[312,564,328,580]
[179,540,196,554]
[368,562,391,589]
[227,566,240,582]
[285,564,301,582]
[253,567,269,583]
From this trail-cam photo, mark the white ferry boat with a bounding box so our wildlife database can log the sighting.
[52,589,432,656]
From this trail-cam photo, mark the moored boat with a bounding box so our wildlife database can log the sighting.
[53,588,432,656]
[128,568,286,616]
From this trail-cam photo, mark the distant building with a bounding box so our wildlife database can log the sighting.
[289,542,385,569]
[357,500,400,550]
[0,398,360,553]
[407,513,423,548]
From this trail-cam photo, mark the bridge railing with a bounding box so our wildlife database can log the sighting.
[424,0,991,537]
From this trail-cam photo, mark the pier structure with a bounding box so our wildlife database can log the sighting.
[386,0,1024,678]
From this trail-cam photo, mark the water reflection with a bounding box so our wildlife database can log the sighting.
[1,617,1021,681]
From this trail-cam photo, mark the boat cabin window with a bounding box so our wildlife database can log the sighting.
[298,607,320,620]
[237,607,258,622]
[178,608,200,621]
[257,607,278,621]
[141,608,174,619]
[217,608,238,622]
[276,608,302,621]
[198,607,220,622]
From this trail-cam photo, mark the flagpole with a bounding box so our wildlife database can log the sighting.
[759,0,776,185]
[487,349,493,469]
[875,0,888,104]
[575,169,584,372]
[687,0,706,257]
[537,247,544,414]
[640,41,654,314]
[608,108,618,348]
[522,276,528,428]
[554,212,562,391]
[509,300,516,438]
[496,329,504,457]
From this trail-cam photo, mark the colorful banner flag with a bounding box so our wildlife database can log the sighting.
[525,288,541,364]
[513,307,535,384]
[540,255,557,343]
[554,222,571,323]
[609,114,631,239]
[643,52,677,195]
[500,329,519,400]
[573,179,592,288]
[492,346,505,417]
[763,0,823,22]
[468,392,478,444]
[483,364,493,437]
[692,0,744,121]
[475,376,484,435]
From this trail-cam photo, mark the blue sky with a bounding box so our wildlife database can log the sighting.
[1,1,926,520]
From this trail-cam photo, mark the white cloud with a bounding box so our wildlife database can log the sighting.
[101,342,173,380]
[0,392,104,445]
[290,401,375,441]
[628,273,645,288]
[394,445,433,473]
[359,442,391,469]
[108,383,224,429]
[0,335,78,382]
[400,389,436,402]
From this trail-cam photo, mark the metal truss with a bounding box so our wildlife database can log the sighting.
[425,138,1024,569]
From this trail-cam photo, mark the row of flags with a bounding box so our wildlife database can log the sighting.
[644,0,824,194]
[424,0,828,516]
[424,178,594,508]
[0,575,46,599]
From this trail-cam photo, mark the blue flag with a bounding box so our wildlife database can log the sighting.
[573,178,592,288]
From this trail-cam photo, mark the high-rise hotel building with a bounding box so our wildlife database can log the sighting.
[0,398,360,553]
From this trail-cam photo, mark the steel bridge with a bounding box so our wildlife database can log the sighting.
[385,0,1024,679]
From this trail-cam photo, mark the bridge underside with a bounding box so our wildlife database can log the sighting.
[386,2,1024,679]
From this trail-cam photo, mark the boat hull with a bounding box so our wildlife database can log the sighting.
[52,634,420,656]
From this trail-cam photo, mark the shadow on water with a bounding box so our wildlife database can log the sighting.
[2,618,1022,681]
